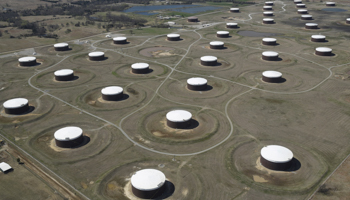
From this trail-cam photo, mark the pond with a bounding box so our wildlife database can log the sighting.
[238,31,283,37]
[123,4,220,15]
[321,8,347,12]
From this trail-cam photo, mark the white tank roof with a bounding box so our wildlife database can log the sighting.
[226,22,238,25]
[263,11,274,14]
[167,34,180,38]
[316,47,332,52]
[297,3,306,6]
[262,70,282,78]
[54,69,74,76]
[187,77,207,86]
[263,18,274,21]
[347,18,350,21]
[301,15,312,18]
[188,16,198,19]
[294,0,302,2]
[131,169,166,191]
[230,8,239,10]
[265,1,273,3]
[3,98,28,109]
[306,23,318,26]
[262,38,276,42]
[262,51,279,57]
[298,9,307,12]
[88,51,104,57]
[168,21,176,25]
[210,41,224,46]
[166,110,192,122]
[311,35,326,39]
[18,56,36,62]
[263,6,272,8]
[54,43,69,48]
[54,126,83,141]
[261,145,293,163]
[113,37,127,41]
[101,86,123,95]
[217,31,229,35]
[131,63,149,69]
[326,2,335,4]
[201,56,217,62]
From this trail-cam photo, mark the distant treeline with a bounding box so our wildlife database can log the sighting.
[182,0,255,4]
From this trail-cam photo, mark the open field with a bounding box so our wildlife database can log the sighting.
[2,0,350,199]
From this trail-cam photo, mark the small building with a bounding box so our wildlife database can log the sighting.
[88,52,105,61]
[262,38,277,45]
[166,110,192,129]
[101,86,124,101]
[262,51,279,61]
[230,8,240,13]
[296,3,306,8]
[297,9,308,14]
[200,56,218,66]
[18,57,37,67]
[131,169,166,199]
[187,77,208,91]
[263,6,273,11]
[263,11,274,16]
[217,31,229,38]
[262,71,283,83]
[3,98,29,115]
[210,41,224,49]
[54,43,69,51]
[113,37,127,44]
[226,23,238,28]
[263,18,274,24]
[168,21,176,26]
[260,145,294,171]
[54,69,74,81]
[187,16,198,22]
[315,47,332,56]
[54,126,84,148]
[305,23,318,29]
[0,162,12,174]
[167,34,180,41]
[301,15,313,20]
[131,63,150,74]
[311,35,326,42]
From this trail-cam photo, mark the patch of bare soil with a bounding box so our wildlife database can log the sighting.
[139,47,176,57]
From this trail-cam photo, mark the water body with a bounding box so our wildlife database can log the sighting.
[238,31,283,37]
[123,4,220,15]
[322,8,347,12]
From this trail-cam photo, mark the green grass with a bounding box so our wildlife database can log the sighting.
[205,1,233,6]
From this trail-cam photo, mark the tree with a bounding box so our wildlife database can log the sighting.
[0,30,2,37]
[129,30,134,35]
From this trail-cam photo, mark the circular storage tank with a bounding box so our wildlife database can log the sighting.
[230,8,239,13]
[131,63,150,74]
[217,31,229,38]
[166,110,192,129]
[54,43,69,51]
[263,18,274,24]
[187,77,208,91]
[262,51,279,61]
[346,18,350,24]
[101,86,124,101]
[54,126,84,148]
[326,2,335,6]
[263,6,273,11]
[226,22,238,28]
[311,35,326,42]
[296,3,306,8]
[54,69,74,81]
[167,34,180,41]
[265,1,274,6]
[262,71,283,83]
[315,47,332,56]
[200,56,218,66]
[18,56,37,66]
[262,38,277,45]
[297,9,308,14]
[301,15,312,20]
[131,169,166,199]
[89,51,105,61]
[3,98,29,115]
[263,11,274,16]
[294,0,302,4]
[305,23,318,29]
[113,37,127,44]
[187,16,198,22]
[260,145,294,170]
[210,41,224,49]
